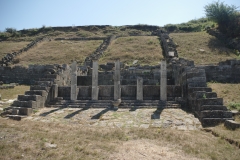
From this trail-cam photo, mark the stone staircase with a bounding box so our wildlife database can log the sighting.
[188,87,233,127]
[5,74,59,120]
[171,58,234,126]
[48,99,181,109]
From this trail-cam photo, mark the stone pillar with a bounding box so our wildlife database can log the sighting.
[92,60,99,100]
[51,84,58,101]
[160,60,167,101]
[114,59,121,100]
[71,61,77,101]
[137,77,143,101]
[52,84,58,98]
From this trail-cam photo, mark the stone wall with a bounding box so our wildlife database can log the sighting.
[77,63,174,86]
[58,85,181,101]
[158,30,178,58]
[84,35,116,66]
[0,64,71,85]
[1,37,50,66]
[197,59,240,83]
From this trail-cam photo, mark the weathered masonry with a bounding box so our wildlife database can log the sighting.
[0,29,239,126]
[52,60,181,108]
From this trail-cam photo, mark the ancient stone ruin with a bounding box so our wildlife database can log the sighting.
[1,28,240,127]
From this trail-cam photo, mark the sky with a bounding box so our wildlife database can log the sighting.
[0,0,239,31]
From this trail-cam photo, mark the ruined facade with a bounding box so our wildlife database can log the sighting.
[1,28,239,126]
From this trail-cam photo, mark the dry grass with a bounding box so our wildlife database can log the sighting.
[0,85,30,109]
[208,83,240,109]
[0,41,31,59]
[16,40,102,65]
[211,124,240,144]
[0,118,240,160]
[100,36,164,65]
[170,32,238,65]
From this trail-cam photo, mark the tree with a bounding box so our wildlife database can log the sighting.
[5,27,17,34]
[204,0,239,34]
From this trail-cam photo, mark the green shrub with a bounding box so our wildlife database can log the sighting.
[228,102,240,111]
[204,1,240,37]
[163,18,216,32]
[178,23,202,32]
[5,27,17,34]
[164,24,178,32]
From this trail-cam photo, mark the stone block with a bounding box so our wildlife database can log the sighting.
[12,107,32,116]
[224,120,240,130]
[191,91,217,100]
[12,109,19,115]
[186,71,205,79]
[201,118,230,127]
[188,82,207,88]
[36,81,53,86]
[121,85,136,99]
[25,90,48,97]
[58,86,71,98]
[77,76,92,85]
[195,98,223,111]
[18,95,42,101]
[12,100,37,108]
[188,87,212,95]
[77,86,91,99]
[200,105,228,111]
[143,86,160,100]
[200,110,232,118]
[99,85,114,98]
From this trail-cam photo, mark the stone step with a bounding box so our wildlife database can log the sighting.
[196,98,223,109]
[30,85,50,92]
[39,78,55,81]
[191,91,217,99]
[48,104,178,108]
[48,100,180,108]
[200,105,228,111]
[12,100,37,109]
[18,95,42,101]
[11,98,45,109]
[11,107,32,116]
[200,110,232,118]
[6,115,27,121]
[188,87,212,94]
[25,90,48,97]
[35,81,53,86]
[201,118,234,127]
[50,100,179,105]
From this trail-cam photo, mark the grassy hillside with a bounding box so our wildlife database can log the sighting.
[1,25,239,66]
[16,40,102,65]
[0,41,31,59]
[100,36,163,65]
[170,32,238,65]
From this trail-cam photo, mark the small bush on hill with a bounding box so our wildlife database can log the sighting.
[204,0,240,37]
[5,27,17,34]
[164,18,215,32]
